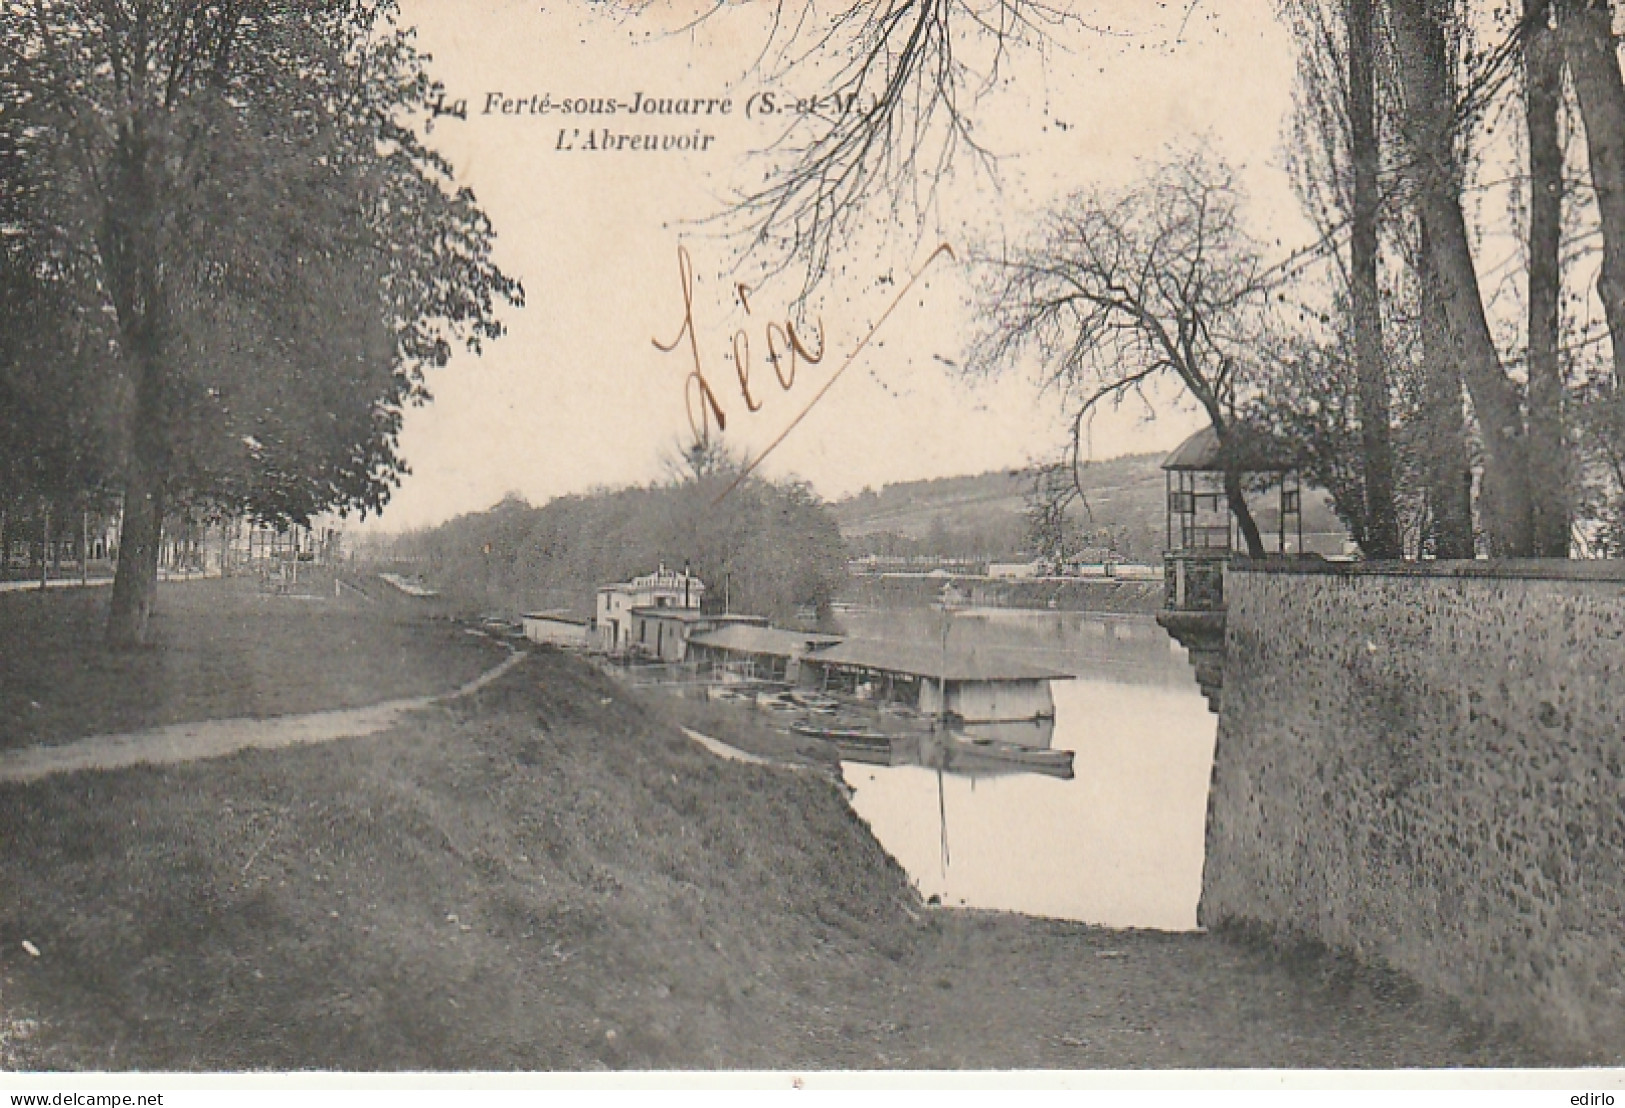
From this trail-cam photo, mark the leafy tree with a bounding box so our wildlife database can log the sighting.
[0,1,521,645]
[1241,335,1372,550]
[0,240,117,514]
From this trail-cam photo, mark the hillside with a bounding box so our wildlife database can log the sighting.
[831,454,1171,563]
[832,454,1348,562]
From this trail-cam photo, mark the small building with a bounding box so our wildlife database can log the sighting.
[987,561,1044,580]
[521,611,591,648]
[1162,425,1301,612]
[627,607,767,663]
[1159,425,1304,712]
[595,564,706,653]
[686,623,844,683]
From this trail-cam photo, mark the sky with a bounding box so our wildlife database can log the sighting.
[365,0,1307,531]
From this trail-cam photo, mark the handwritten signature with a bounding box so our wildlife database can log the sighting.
[651,244,826,446]
[652,241,956,497]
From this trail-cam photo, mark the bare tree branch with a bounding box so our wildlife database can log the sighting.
[673,0,1094,300]
[971,146,1279,556]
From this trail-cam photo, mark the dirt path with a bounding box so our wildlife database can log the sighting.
[681,726,791,767]
[0,650,527,784]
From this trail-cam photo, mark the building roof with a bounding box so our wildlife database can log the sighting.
[629,606,712,622]
[628,608,768,625]
[598,566,708,594]
[688,624,843,658]
[804,639,1073,683]
[1162,426,1296,473]
[523,610,591,625]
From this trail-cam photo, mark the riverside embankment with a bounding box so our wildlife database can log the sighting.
[0,578,1573,1069]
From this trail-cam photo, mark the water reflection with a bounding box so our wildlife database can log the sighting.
[834,608,1217,930]
[839,726,1073,778]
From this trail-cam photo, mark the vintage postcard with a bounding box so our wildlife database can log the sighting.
[1,0,1623,1095]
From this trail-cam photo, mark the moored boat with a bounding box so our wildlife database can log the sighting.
[790,721,893,752]
[784,690,840,714]
[756,690,803,715]
[944,733,1074,779]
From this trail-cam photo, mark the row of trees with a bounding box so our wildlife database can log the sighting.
[393,446,848,626]
[1255,0,1625,560]
[1,1,520,644]
[702,0,1625,561]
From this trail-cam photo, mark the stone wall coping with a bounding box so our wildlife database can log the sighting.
[1229,556,1625,584]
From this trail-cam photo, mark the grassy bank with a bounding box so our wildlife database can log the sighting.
[0,650,923,1069]
[0,577,498,751]
[0,586,1576,1069]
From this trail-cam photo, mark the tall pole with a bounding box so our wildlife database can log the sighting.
[937,586,954,872]
[39,503,50,591]
[1297,475,1304,555]
[81,507,89,586]
[1165,471,1172,552]
[1278,480,1286,555]
[938,585,955,731]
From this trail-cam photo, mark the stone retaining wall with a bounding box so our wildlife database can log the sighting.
[1200,562,1625,1056]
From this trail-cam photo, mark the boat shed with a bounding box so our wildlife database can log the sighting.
[801,640,1071,724]
[520,610,591,648]
[687,624,844,683]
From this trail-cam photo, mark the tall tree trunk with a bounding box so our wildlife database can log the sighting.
[1350,0,1403,558]
[104,122,173,648]
[108,355,167,648]
[1201,402,1269,560]
[39,503,50,590]
[1557,0,1625,390]
[1221,468,1268,559]
[1387,0,1536,555]
[1528,0,1571,556]
[1418,239,1477,556]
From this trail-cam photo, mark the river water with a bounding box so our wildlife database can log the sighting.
[833,607,1217,931]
